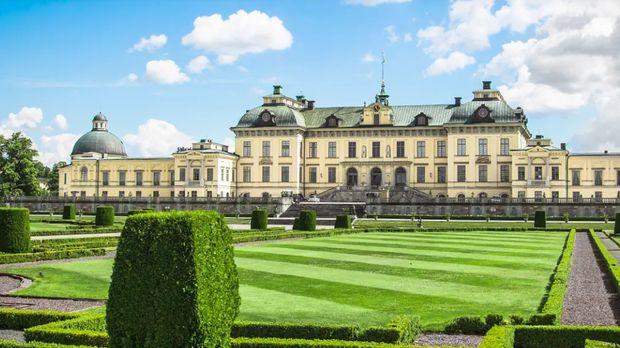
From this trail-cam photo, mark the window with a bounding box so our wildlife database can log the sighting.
[478,138,488,155]
[416,167,425,183]
[169,170,175,186]
[395,167,406,186]
[221,168,224,181]
[309,142,318,158]
[373,113,380,125]
[207,191,212,198]
[64,173,67,185]
[534,166,543,180]
[101,191,108,198]
[136,191,141,198]
[437,166,446,183]
[552,167,560,181]
[328,167,336,183]
[617,170,620,185]
[552,191,559,200]
[573,191,581,201]
[479,165,488,182]
[153,172,160,186]
[243,141,251,157]
[243,167,251,183]
[262,141,271,157]
[179,190,185,197]
[80,191,86,198]
[535,191,543,200]
[594,170,603,186]
[102,171,109,186]
[372,142,380,158]
[457,139,466,156]
[226,168,230,181]
[348,142,356,158]
[193,168,200,181]
[396,141,405,158]
[500,138,510,156]
[80,167,88,181]
[595,191,603,200]
[309,167,317,183]
[119,171,126,186]
[328,142,337,158]
[457,165,466,182]
[436,141,446,157]
[191,191,197,198]
[119,191,125,197]
[179,168,186,182]
[135,171,143,186]
[153,191,159,198]
[207,168,214,181]
[518,191,525,198]
[281,166,289,183]
[500,165,510,183]
[281,141,290,157]
[262,166,270,182]
[416,141,426,158]
[572,170,581,186]
[518,167,526,181]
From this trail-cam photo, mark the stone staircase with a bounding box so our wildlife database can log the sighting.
[317,185,431,202]
[280,202,366,218]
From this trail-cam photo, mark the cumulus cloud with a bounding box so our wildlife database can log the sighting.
[187,55,210,74]
[182,10,293,64]
[145,60,189,84]
[127,73,138,82]
[7,107,43,129]
[37,133,80,166]
[426,51,475,75]
[361,52,378,63]
[53,114,68,130]
[344,0,410,5]
[124,119,193,157]
[129,34,167,52]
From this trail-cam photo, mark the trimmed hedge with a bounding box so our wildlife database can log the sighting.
[335,215,352,229]
[513,325,620,348]
[0,208,31,253]
[0,248,107,265]
[0,341,92,348]
[107,211,240,348]
[94,206,114,227]
[297,210,317,231]
[534,210,546,228]
[540,229,576,323]
[61,206,75,220]
[251,209,268,230]
[590,230,620,294]
[615,213,620,235]
[30,227,121,237]
[230,337,412,347]
[0,309,79,330]
[231,322,357,341]
[586,340,620,348]
[478,326,514,348]
[444,316,487,335]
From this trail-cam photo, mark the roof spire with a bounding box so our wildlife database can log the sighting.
[376,52,389,106]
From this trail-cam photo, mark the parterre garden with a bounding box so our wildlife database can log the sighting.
[0,207,619,347]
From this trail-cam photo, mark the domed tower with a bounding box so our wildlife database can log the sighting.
[71,113,127,159]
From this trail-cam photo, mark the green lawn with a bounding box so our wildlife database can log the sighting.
[3,231,567,328]
[353,219,611,230]
[30,222,74,232]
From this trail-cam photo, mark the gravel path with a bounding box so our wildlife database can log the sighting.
[414,334,483,347]
[0,330,25,342]
[562,232,620,325]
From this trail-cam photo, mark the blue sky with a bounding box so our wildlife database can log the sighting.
[1,0,618,164]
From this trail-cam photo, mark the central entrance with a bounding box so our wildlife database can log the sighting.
[370,167,382,187]
[346,168,358,187]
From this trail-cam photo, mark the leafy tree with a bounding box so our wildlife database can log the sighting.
[0,132,41,197]
[46,161,66,196]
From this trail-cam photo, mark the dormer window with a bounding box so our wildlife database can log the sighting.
[373,113,380,125]
[471,105,495,124]
[414,113,430,126]
[257,110,276,126]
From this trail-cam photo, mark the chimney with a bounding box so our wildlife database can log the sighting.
[482,81,492,90]
[273,85,283,95]
[296,95,305,102]
[535,134,544,139]
[307,100,315,110]
[560,143,566,150]
[454,97,462,106]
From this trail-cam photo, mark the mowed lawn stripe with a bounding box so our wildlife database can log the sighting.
[238,268,528,326]
[235,249,545,289]
[236,245,550,280]
[276,242,557,269]
[235,257,544,306]
[369,231,566,245]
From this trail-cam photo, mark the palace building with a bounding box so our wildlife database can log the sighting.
[59,81,620,201]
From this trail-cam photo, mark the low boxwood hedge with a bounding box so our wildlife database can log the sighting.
[0,341,92,348]
[590,230,620,294]
[513,325,620,348]
[586,339,620,348]
[251,209,268,230]
[61,206,75,220]
[478,326,514,348]
[94,206,114,227]
[0,208,31,253]
[540,230,576,322]
[30,227,121,237]
[615,213,620,235]
[0,309,80,330]
[0,248,106,265]
[230,338,411,347]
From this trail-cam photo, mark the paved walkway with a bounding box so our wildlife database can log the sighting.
[562,232,620,325]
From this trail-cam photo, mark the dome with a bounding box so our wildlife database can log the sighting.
[71,130,127,157]
[92,112,107,122]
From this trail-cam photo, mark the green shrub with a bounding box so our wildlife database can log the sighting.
[385,316,420,344]
[514,325,620,348]
[334,215,352,229]
[297,210,317,232]
[62,205,75,220]
[0,248,106,265]
[534,210,546,228]
[478,326,514,348]
[24,327,108,347]
[0,341,92,348]
[107,211,240,348]
[586,339,620,348]
[231,322,357,341]
[590,230,620,293]
[126,210,144,216]
[251,209,268,230]
[0,309,79,330]
[484,314,504,330]
[526,314,556,325]
[230,337,407,347]
[0,208,31,253]
[94,206,114,227]
[444,316,486,335]
[540,230,576,323]
[615,213,620,235]
[292,218,302,231]
[142,208,155,213]
[509,315,525,325]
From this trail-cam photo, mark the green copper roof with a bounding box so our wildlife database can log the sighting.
[71,130,127,156]
[448,100,520,123]
[236,105,306,127]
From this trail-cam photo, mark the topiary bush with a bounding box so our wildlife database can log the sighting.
[615,213,620,235]
[297,210,317,232]
[444,316,487,335]
[0,208,31,253]
[62,205,75,220]
[251,209,268,230]
[107,211,240,348]
[94,206,114,227]
[534,210,546,228]
[334,215,352,229]
[484,314,504,330]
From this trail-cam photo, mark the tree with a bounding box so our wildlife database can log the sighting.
[46,161,66,196]
[0,132,41,197]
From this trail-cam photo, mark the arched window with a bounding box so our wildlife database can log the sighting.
[395,167,407,187]
[457,194,466,202]
[346,168,358,187]
[479,192,488,198]
[370,167,382,187]
[80,167,88,182]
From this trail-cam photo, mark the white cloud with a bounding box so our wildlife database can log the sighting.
[124,119,193,157]
[426,51,475,75]
[129,34,167,52]
[7,107,43,129]
[344,0,410,6]
[182,10,293,64]
[127,73,138,82]
[386,25,399,43]
[145,60,189,84]
[403,32,413,42]
[187,55,210,74]
[361,52,378,63]
[238,65,248,73]
[53,114,68,130]
[37,133,80,166]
